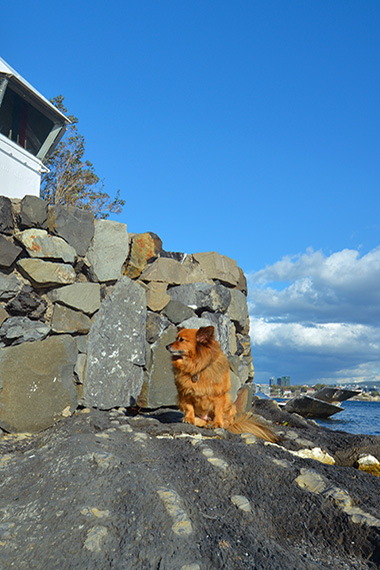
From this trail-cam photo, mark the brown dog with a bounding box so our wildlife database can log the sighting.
[166,326,278,442]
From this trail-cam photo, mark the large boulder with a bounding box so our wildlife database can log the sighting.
[47,204,95,256]
[84,277,146,409]
[86,220,129,282]
[17,259,76,288]
[15,229,76,263]
[0,335,78,433]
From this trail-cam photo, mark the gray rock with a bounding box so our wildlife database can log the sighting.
[15,229,76,263]
[168,282,231,313]
[19,195,48,229]
[138,325,178,408]
[0,335,77,433]
[140,257,190,285]
[0,235,22,267]
[52,304,92,334]
[0,316,50,346]
[226,288,250,334]
[162,299,196,324]
[47,204,95,256]
[47,283,101,315]
[146,311,171,344]
[86,220,129,282]
[192,252,240,286]
[76,335,88,353]
[84,277,146,409]
[5,285,47,320]
[0,196,14,235]
[17,258,76,288]
[200,312,238,356]
[0,272,22,301]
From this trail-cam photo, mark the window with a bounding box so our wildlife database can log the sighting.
[0,85,54,157]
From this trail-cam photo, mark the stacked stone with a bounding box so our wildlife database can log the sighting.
[0,194,253,433]
[133,248,254,408]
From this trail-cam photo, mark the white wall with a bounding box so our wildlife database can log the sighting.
[0,134,44,198]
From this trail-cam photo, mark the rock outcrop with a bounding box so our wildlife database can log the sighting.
[0,405,378,569]
[0,195,253,432]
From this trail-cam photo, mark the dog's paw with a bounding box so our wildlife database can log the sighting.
[183,416,195,425]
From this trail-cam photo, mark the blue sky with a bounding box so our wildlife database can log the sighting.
[2,1,380,385]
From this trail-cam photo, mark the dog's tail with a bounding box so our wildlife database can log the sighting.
[228,413,279,443]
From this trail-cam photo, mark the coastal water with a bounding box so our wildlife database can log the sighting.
[314,400,380,436]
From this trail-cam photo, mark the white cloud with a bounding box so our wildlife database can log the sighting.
[247,247,380,385]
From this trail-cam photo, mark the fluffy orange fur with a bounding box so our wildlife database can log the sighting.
[167,326,278,442]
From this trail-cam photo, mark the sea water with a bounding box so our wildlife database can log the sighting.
[315,400,380,436]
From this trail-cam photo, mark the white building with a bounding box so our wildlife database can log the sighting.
[0,57,69,198]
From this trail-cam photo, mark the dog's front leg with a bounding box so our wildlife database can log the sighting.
[211,397,226,429]
[181,402,196,425]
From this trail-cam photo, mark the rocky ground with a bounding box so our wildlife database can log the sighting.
[0,402,379,570]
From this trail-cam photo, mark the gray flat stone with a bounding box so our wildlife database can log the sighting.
[47,283,101,315]
[0,335,78,432]
[84,277,146,409]
[87,220,129,282]
[192,252,240,286]
[17,258,76,288]
[15,229,76,263]
[52,305,92,334]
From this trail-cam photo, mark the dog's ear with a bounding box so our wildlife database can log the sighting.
[196,326,214,345]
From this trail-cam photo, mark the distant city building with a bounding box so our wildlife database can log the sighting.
[254,384,271,397]
[269,377,276,387]
[277,376,290,387]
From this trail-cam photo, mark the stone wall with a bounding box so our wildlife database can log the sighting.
[0,195,253,433]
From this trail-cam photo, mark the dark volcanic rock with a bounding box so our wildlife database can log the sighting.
[19,195,48,229]
[0,409,379,569]
[5,285,47,320]
[0,235,22,267]
[47,204,95,256]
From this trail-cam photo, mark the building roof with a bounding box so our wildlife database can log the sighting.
[0,57,69,124]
